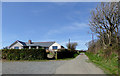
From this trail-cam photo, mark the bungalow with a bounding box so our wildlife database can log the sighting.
[9,40,64,51]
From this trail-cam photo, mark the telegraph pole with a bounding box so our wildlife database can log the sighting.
[92,33,94,43]
[69,38,70,49]
[88,32,94,43]
[69,38,70,44]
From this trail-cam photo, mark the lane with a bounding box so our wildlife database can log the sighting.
[2,60,66,74]
[55,53,105,74]
[2,53,105,74]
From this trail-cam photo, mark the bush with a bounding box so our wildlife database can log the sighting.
[73,53,78,58]
[2,49,47,60]
[57,49,78,59]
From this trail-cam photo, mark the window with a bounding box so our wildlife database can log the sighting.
[14,47,19,49]
[52,46,58,50]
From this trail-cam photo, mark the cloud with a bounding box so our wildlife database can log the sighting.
[47,22,89,35]
[64,22,88,30]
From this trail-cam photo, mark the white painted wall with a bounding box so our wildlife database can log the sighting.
[49,42,61,51]
[10,42,23,49]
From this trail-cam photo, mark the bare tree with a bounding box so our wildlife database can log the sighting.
[66,42,78,51]
[89,2,119,47]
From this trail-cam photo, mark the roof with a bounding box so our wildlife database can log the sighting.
[18,40,27,46]
[9,40,56,48]
[25,42,55,47]
[9,40,24,48]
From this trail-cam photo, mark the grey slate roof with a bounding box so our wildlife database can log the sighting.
[18,41,27,46]
[25,42,55,47]
[9,40,56,48]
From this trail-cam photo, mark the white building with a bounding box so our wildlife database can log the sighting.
[9,40,64,51]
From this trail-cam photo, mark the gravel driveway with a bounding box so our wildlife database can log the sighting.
[2,53,105,74]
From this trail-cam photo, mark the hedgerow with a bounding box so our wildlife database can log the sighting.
[2,49,47,60]
[57,49,79,59]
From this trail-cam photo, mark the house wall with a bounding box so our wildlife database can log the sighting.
[49,42,61,51]
[10,42,23,49]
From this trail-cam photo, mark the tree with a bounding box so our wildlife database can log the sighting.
[89,2,119,47]
[66,42,78,51]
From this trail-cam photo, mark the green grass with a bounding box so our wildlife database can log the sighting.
[2,59,49,62]
[56,57,74,60]
[85,52,118,75]
[2,57,75,62]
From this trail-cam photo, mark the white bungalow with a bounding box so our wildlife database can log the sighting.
[9,40,64,51]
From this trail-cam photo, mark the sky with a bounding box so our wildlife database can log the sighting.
[2,2,99,50]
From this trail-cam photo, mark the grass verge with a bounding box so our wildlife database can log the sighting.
[85,52,118,76]
[2,57,74,62]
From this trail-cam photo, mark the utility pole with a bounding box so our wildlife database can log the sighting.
[92,33,94,44]
[69,38,70,49]
[69,38,70,44]
[88,32,94,43]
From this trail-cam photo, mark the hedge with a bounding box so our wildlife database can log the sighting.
[2,49,47,60]
[57,49,79,59]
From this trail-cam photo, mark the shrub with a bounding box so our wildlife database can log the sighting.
[2,49,47,60]
[57,49,78,59]
[73,53,78,58]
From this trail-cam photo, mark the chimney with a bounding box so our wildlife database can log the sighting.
[28,40,32,44]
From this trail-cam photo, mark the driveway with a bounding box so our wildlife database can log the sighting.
[2,53,105,74]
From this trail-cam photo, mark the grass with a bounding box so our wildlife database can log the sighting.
[2,59,49,62]
[2,57,75,62]
[85,52,118,75]
[56,57,74,60]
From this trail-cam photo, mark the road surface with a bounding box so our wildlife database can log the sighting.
[2,53,105,74]
[55,53,105,74]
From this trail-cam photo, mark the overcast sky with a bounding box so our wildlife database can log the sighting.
[2,2,99,50]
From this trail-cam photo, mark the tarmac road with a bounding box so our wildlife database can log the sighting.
[2,53,105,74]
[55,53,105,74]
